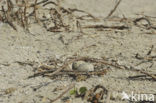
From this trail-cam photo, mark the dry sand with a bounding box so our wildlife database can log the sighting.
[0,0,156,103]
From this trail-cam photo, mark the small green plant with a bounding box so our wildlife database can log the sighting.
[69,86,88,96]
[69,88,77,95]
[79,87,87,95]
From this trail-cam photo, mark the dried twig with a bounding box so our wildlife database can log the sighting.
[30,0,49,7]
[147,45,154,55]
[135,46,156,67]
[1,6,17,30]
[23,0,28,28]
[82,25,129,30]
[32,82,51,91]
[133,69,156,81]
[128,74,156,81]
[68,8,96,20]
[28,69,107,78]
[6,0,13,12]
[106,0,122,18]
[133,17,156,30]
[42,1,57,7]
[45,58,75,77]
[20,9,25,28]
[6,20,17,30]
[49,83,75,103]
[133,17,151,29]
[34,0,38,22]
[135,53,156,61]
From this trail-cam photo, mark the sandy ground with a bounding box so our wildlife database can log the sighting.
[0,0,156,103]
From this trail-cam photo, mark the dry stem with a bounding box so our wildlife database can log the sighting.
[49,83,75,102]
[106,0,122,18]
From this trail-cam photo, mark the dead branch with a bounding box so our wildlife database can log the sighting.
[82,25,129,30]
[135,46,156,67]
[128,74,156,81]
[28,69,107,78]
[147,45,154,55]
[23,1,28,28]
[19,9,25,28]
[34,0,38,22]
[68,8,96,19]
[133,69,156,81]
[42,1,57,7]
[6,0,13,12]
[1,6,17,30]
[6,21,17,30]
[30,0,49,7]
[133,17,151,29]
[106,0,122,18]
[133,17,156,30]
[49,83,75,103]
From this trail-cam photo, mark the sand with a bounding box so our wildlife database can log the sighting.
[0,0,156,103]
